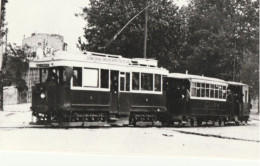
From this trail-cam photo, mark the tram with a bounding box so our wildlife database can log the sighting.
[29,51,168,127]
[164,73,250,126]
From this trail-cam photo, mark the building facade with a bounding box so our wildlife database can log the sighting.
[22,33,67,53]
[23,33,67,103]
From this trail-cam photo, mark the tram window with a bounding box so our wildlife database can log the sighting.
[62,69,67,82]
[215,89,219,98]
[210,87,214,98]
[191,87,197,96]
[201,83,205,97]
[196,87,201,97]
[219,86,223,98]
[141,73,153,91]
[83,68,98,87]
[206,89,210,97]
[41,68,48,83]
[126,73,130,91]
[219,90,223,98]
[154,74,161,91]
[223,86,227,99]
[132,72,140,90]
[245,91,248,103]
[73,67,82,87]
[205,84,210,97]
[30,68,40,84]
[101,69,109,88]
[120,77,125,91]
[57,69,60,84]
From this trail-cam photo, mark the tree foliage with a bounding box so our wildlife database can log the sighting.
[78,0,259,98]
[181,0,259,97]
[78,0,185,69]
[1,0,8,36]
[2,45,29,92]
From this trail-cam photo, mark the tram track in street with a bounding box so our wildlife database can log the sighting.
[171,129,260,143]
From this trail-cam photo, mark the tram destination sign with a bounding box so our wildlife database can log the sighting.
[36,64,50,68]
[85,55,132,66]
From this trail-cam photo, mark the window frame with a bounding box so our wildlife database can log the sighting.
[71,67,110,91]
[190,81,227,101]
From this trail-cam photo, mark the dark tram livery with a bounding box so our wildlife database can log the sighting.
[30,51,168,127]
[30,51,250,127]
[164,73,250,126]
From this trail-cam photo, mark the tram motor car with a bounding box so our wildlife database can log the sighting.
[29,51,169,127]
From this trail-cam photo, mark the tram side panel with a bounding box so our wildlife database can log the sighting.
[188,100,229,120]
[69,90,110,112]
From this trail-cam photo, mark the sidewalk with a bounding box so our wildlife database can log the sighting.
[0,103,31,127]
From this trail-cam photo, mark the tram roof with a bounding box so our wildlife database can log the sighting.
[29,51,168,74]
[168,73,227,85]
[226,81,248,86]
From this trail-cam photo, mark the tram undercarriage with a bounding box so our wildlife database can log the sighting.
[168,115,249,127]
[31,108,166,127]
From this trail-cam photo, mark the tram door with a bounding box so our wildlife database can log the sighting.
[110,71,119,114]
[228,85,243,117]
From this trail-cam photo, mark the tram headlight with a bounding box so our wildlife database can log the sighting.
[40,93,46,99]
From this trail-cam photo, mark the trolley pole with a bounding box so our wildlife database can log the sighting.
[143,6,148,59]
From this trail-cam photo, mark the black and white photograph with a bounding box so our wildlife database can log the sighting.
[0,0,259,165]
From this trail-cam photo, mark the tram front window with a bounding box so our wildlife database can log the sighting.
[40,68,49,83]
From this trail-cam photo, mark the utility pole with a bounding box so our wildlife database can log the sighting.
[0,0,3,111]
[143,6,148,59]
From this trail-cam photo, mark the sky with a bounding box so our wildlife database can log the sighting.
[6,0,188,51]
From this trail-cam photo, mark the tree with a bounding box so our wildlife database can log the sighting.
[1,0,8,35]
[78,0,259,100]
[180,0,259,97]
[77,0,185,70]
[2,44,29,93]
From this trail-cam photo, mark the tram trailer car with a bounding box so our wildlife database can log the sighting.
[30,51,169,127]
[164,73,250,126]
